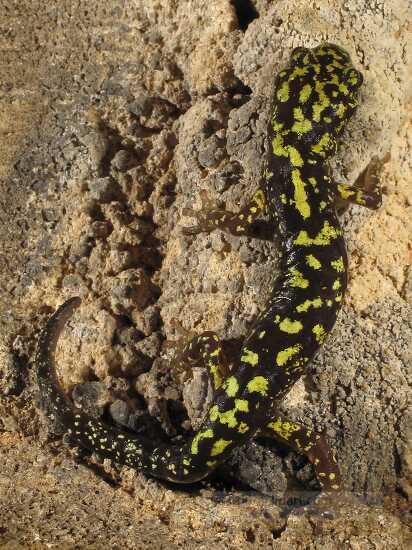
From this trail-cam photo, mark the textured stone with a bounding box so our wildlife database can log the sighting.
[1,0,411,546]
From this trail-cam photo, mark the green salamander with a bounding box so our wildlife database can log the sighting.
[36,44,381,491]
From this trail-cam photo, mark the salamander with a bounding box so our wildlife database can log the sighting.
[36,44,381,491]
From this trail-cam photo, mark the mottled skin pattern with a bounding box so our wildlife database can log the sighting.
[36,44,381,491]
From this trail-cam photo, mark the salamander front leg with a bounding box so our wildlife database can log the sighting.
[262,414,342,493]
[331,155,386,210]
[182,188,266,236]
[333,182,382,209]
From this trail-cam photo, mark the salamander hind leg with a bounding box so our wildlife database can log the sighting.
[182,188,266,236]
[262,414,342,494]
[171,330,228,392]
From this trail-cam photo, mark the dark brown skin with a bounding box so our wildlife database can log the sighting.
[36,44,381,489]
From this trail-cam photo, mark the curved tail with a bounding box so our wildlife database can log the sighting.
[35,299,218,482]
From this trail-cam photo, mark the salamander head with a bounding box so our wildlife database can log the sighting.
[273,43,364,160]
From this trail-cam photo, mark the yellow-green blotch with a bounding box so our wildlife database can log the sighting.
[267,418,300,440]
[241,348,259,366]
[331,258,344,271]
[272,134,287,157]
[293,107,304,121]
[209,362,223,389]
[312,133,334,156]
[294,220,340,246]
[287,267,309,288]
[306,254,321,269]
[238,422,250,434]
[279,317,303,334]
[289,147,304,167]
[210,438,232,457]
[313,80,331,122]
[292,119,312,135]
[247,376,269,396]
[337,184,355,200]
[296,297,323,313]
[290,65,308,79]
[299,83,312,103]
[209,406,235,429]
[252,189,266,210]
[191,429,214,455]
[332,279,341,290]
[276,344,302,366]
[277,81,290,102]
[291,169,311,219]
[335,102,346,118]
[312,324,326,343]
[272,135,303,167]
[223,376,239,397]
[209,399,249,429]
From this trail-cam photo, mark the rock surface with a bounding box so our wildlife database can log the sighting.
[0,0,411,547]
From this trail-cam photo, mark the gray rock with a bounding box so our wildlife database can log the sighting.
[88,177,120,203]
[109,399,130,427]
[72,382,111,418]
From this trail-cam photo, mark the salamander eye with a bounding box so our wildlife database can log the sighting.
[345,68,364,89]
[321,43,351,63]
[291,46,309,66]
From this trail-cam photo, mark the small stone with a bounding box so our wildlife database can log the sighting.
[106,249,136,273]
[62,274,84,289]
[226,125,251,152]
[110,268,153,313]
[32,180,48,193]
[109,400,130,427]
[182,368,213,430]
[0,346,22,396]
[62,143,77,161]
[225,274,243,293]
[239,244,256,264]
[88,221,112,239]
[210,232,227,253]
[132,305,160,336]
[128,94,152,117]
[111,150,136,172]
[124,167,152,200]
[115,343,150,377]
[226,443,287,497]
[133,200,153,218]
[135,332,162,360]
[41,208,59,222]
[402,265,412,304]
[129,217,154,236]
[197,135,226,168]
[36,236,52,255]
[88,177,120,203]
[81,132,110,171]
[127,411,146,432]
[103,376,131,396]
[103,79,126,96]
[69,236,93,261]
[213,162,242,193]
[1,415,19,432]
